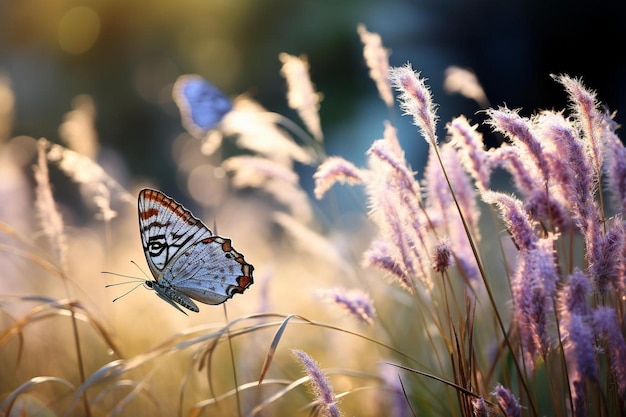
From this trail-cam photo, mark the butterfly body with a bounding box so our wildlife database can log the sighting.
[138,188,254,313]
[147,280,199,313]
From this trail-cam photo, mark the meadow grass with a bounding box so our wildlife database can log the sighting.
[0,25,625,417]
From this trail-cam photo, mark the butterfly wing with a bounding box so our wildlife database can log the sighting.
[172,75,233,136]
[138,188,213,279]
[162,235,254,305]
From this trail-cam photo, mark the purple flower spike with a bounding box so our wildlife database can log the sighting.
[432,239,454,273]
[559,270,591,317]
[313,156,366,199]
[588,219,626,293]
[535,110,595,227]
[593,308,626,397]
[292,350,342,417]
[363,239,414,292]
[603,130,626,215]
[566,313,598,382]
[552,74,604,175]
[485,107,550,185]
[512,238,558,365]
[492,384,522,417]
[318,287,377,325]
[471,398,490,417]
[490,145,542,198]
[447,115,492,192]
[389,64,438,145]
[482,191,538,251]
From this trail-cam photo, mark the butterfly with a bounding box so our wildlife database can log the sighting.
[172,75,233,137]
[107,188,254,314]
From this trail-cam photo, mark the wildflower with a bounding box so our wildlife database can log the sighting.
[559,271,597,413]
[565,313,598,382]
[603,128,626,214]
[443,66,489,107]
[588,219,625,292]
[357,24,393,107]
[424,143,480,282]
[447,115,492,192]
[482,191,538,251]
[552,74,604,176]
[558,270,591,317]
[432,239,453,273]
[362,239,413,292]
[223,156,312,221]
[511,238,558,365]
[491,384,521,417]
[313,156,366,199]
[222,155,300,187]
[368,139,420,199]
[221,95,316,165]
[317,288,376,325]
[534,110,595,228]
[490,145,542,198]
[365,138,431,290]
[382,120,404,158]
[389,64,438,145]
[279,53,323,141]
[33,139,68,269]
[58,94,99,159]
[292,350,342,417]
[46,143,133,216]
[471,397,491,417]
[485,107,550,185]
[593,307,626,397]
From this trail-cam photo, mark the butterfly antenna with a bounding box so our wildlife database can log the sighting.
[130,260,151,279]
[111,282,144,302]
[102,271,145,284]
[223,304,242,417]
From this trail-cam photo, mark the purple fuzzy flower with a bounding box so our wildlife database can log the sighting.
[558,270,591,317]
[313,156,366,199]
[603,129,626,214]
[535,110,596,228]
[553,74,604,176]
[491,384,521,417]
[482,191,538,251]
[522,189,570,230]
[292,350,342,417]
[317,287,377,325]
[485,107,550,186]
[588,219,626,292]
[424,143,481,282]
[363,239,414,292]
[365,138,432,290]
[389,64,438,145]
[511,238,558,366]
[593,307,626,397]
[471,397,490,417]
[490,145,542,197]
[565,313,598,382]
[447,115,492,192]
[432,239,454,273]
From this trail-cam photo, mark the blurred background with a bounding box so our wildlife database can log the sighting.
[2,0,625,196]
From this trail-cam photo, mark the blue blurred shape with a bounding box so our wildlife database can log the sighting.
[172,75,232,136]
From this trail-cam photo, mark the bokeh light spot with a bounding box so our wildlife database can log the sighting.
[58,6,100,55]
[188,164,227,208]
